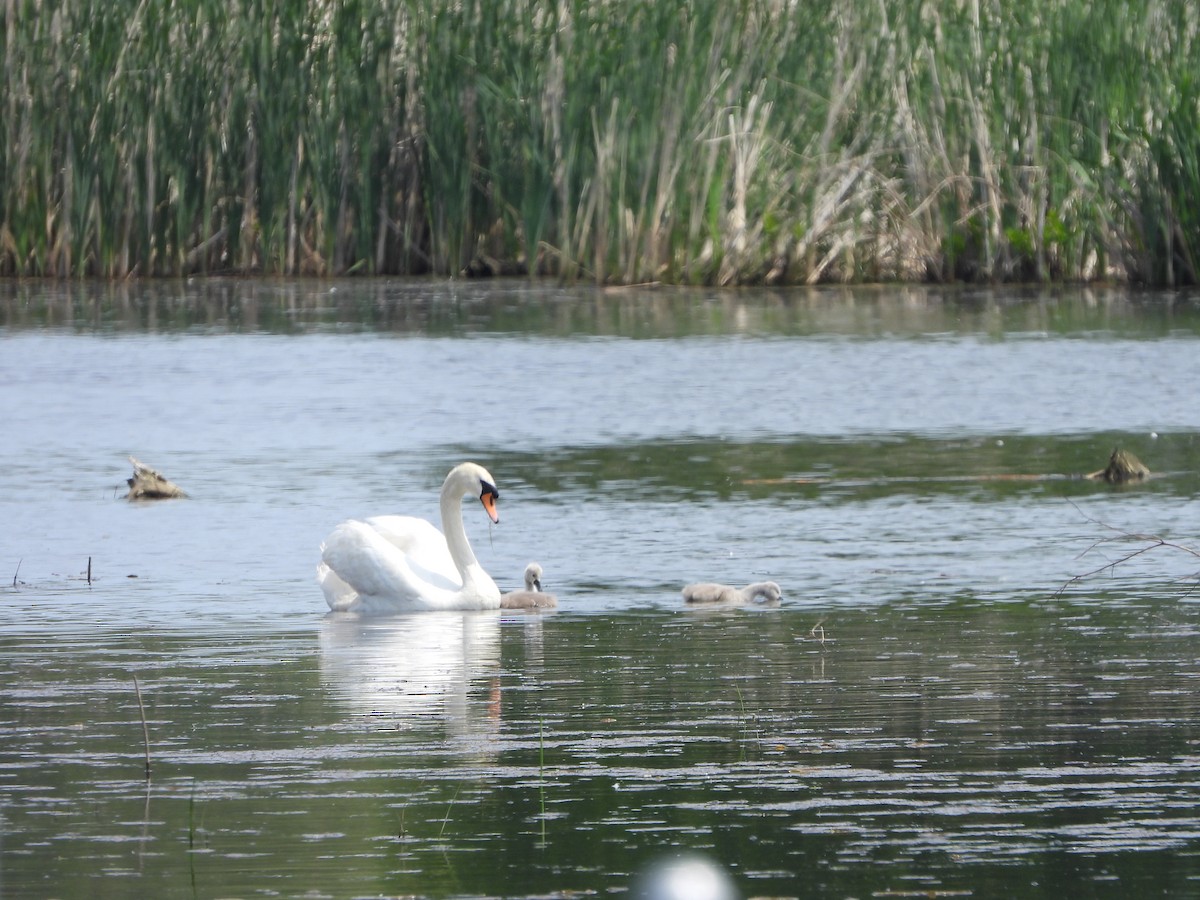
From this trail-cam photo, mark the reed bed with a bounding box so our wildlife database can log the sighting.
[2,0,1197,284]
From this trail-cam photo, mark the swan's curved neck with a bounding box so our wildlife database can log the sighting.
[440,478,481,576]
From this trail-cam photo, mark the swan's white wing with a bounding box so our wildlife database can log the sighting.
[322,521,446,602]
[321,521,411,600]
[365,516,449,558]
[364,515,460,591]
[320,520,467,611]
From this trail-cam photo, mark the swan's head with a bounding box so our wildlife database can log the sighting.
[448,462,500,524]
[523,562,544,592]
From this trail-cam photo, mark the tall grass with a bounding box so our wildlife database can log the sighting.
[1,0,1197,284]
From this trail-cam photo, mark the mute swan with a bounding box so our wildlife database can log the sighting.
[682,580,783,606]
[501,562,558,610]
[317,462,502,613]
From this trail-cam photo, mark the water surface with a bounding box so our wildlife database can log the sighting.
[1,280,1198,898]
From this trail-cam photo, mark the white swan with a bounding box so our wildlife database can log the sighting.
[501,562,558,610]
[682,580,783,606]
[317,462,502,613]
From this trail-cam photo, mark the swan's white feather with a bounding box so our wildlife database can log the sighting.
[316,563,358,611]
[364,515,454,567]
[321,520,454,603]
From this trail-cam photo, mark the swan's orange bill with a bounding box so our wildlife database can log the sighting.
[480,487,500,524]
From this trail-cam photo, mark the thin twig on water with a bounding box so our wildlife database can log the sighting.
[11,559,20,587]
[1058,501,1200,596]
[87,557,92,586]
[133,675,152,779]
[538,718,547,848]
[439,787,461,838]
[733,681,752,761]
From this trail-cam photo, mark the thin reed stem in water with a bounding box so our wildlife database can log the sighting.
[188,780,200,896]
[132,674,151,779]
[734,681,749,762]
[439,787,461,838]
[538,717,547,847]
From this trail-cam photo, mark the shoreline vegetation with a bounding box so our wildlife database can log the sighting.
[2,1,1197,285]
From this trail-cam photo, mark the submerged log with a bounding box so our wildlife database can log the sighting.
[1086,448,1150,484]
[125,456,187,500]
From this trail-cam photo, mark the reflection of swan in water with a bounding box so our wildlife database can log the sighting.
[318,611,502,745]
[501,562,558,610]
[318,462,502,613]
[682,581,783,606]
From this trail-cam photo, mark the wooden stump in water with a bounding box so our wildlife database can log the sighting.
[125,456,187,500]
[1087,448,1150,484]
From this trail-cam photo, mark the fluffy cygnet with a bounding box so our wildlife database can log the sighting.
[681,580,782,606]
[500,562,558,610]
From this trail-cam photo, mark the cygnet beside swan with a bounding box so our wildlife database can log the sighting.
[682,580,783,606]
[501,562,558,610]
[317,462,502,613]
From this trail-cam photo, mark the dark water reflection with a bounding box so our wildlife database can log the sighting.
[4,277,1200,338]
[1,602,1198,898]
[1,279,1199,897]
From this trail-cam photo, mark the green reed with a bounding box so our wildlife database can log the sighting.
[1,0,1196,284]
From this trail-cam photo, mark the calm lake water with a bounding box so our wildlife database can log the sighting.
[1,280,1198,898]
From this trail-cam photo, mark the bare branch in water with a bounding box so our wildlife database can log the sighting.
[1058,502,1200,596]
